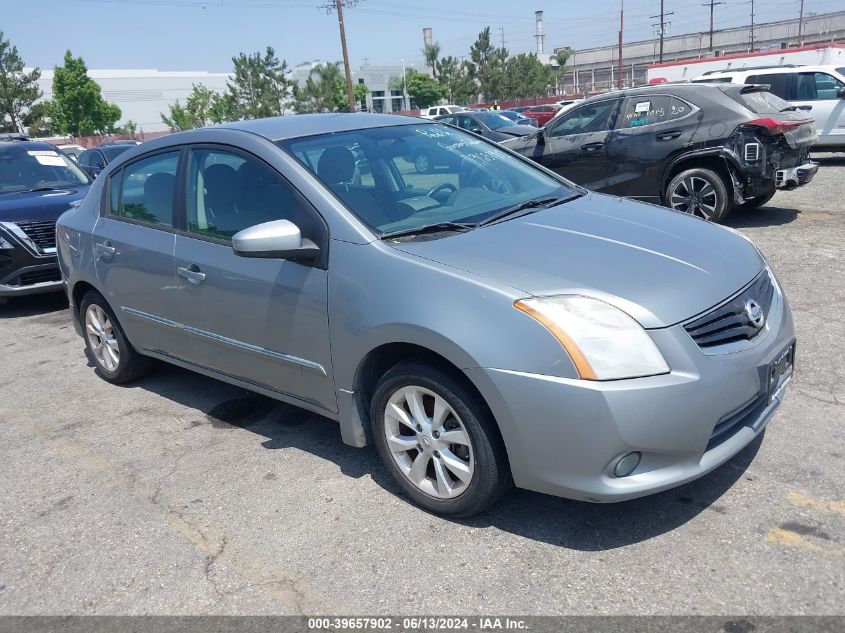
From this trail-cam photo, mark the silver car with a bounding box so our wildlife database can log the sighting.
[57,114,795,516]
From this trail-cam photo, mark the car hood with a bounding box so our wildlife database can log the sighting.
[0,187,90,223]
[495,124,537,137]
[389,193,764,328]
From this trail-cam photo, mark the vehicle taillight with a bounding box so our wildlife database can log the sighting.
[745,117,811,135]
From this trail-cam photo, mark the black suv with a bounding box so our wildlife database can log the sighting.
[0,140,91,303]
[503,83,818,222]
[77,142,137,179]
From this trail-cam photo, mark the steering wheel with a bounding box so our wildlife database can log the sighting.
[427,182,458,198]
[480,178,514,195]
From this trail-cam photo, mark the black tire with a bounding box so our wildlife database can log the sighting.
[370,360,511,517]
[664,167,732,223]
[79,290,152,384]
[738,189,776,210]
[414,151,432,174]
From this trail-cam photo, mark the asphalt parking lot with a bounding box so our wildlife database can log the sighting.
[1,155,843,616]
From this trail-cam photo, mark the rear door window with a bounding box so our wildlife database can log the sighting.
[745,73,794,100]
[114,151,179,226]
[618,95,692,128]
[796,72,845,100]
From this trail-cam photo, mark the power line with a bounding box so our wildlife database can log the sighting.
[650,0,674,62]
[702,0,725,51]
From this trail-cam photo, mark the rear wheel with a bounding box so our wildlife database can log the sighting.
[738,189,776,210]
[370,361,511,516]
[664,167,732,223]
[80,290,151,384]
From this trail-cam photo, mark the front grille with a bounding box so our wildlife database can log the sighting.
[684,271,775,348]
[15,220,57,250]
[15,268,62,286]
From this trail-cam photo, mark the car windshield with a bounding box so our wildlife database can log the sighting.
[733,89,794,114]
[0,145,89,193]
[280,123,574,235]
[475,112,517,130]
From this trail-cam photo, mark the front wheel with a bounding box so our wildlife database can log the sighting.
[664,168,732,223]
[80,290,151,384]
[370,361,511,516]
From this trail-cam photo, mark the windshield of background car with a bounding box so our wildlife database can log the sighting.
[732,89,794,114]
[0,145,89,193]
[476,112,517,130]
[280,123,573,234]
[102,145,133,162]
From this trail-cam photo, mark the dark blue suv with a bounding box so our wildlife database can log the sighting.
[0,140,91,303]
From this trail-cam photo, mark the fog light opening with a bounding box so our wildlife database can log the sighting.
[613,452,641,478]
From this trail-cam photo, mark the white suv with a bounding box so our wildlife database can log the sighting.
[692,65,845,149]
[419,105,469,119]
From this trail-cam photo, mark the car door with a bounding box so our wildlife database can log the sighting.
[93,149,192,359]
[792,71,845,146]
[525,99,621,190]
[603,94,701,201]
[172,145,335,413]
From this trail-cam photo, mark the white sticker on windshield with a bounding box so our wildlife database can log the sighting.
[28,150,65,166]
[634,101,651,113]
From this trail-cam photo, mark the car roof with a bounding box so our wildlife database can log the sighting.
[217,113,425,141]
[0,140,64,154]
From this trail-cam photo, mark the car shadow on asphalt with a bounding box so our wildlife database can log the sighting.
[0,292,69,319]
[726,206,799,228]
[126,361,762,550]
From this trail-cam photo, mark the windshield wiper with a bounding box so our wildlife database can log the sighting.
[475,195,577,228]
[23,186,64,193]
[380,221,475,240]
[779,105,799,112]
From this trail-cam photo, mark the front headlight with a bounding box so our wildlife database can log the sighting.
[514,295,670,381]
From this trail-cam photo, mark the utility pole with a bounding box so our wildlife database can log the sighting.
[617,1,624,88]
[798,0,805,46]
[702,0,724,51]
[749,0,756,52]
[320,0,357,112]
[650,1,673,63]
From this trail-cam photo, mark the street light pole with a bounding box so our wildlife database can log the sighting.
[401,58,409,111]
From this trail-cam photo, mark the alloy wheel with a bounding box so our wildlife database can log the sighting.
[669,176,720,220]
[85,304,120,372]
[383,385,474,499]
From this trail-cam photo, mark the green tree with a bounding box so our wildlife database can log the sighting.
[49,51,121,135]
[354,82,369,110]
[0,30,42,132]
[503,53,553,100]
[436,56,477,105]
[422,42,441,78]
[223,46,290,119]
[160,83,233,130]
[405,70,444,109]
[160,101,192,131]
[293,62,349,113]
[469,27,508,101]
[22,102,51,136]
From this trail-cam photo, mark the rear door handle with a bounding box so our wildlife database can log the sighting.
[94,241,115,260]
[177,265,207,285]
[580,142,604,153]
[656,131,682,141]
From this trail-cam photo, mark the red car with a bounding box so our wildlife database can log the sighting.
[524,104,561,127]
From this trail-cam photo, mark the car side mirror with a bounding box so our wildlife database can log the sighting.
[232,219,319,262]
[535,129,545,145]
[469,126,483,134]
[838,87,845,99]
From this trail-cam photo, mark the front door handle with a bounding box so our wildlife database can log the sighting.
[177,264,207,285]
[580,142,604,153]
[95,241,116,260]
[656,130,682,141]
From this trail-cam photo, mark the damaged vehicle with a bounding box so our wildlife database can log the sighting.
[503,83,818,223]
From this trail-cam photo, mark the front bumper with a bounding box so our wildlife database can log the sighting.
[776,162,818,189]
[467,281,795,502]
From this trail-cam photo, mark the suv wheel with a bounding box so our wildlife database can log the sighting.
[414,152,432,173]
[370,361,511,516]
[738,190,776,210]
[665,168,732,223]
[80,290,151,384]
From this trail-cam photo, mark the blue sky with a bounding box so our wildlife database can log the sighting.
[7,0,844,72]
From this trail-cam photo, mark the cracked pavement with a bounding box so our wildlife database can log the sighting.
[0,154,843,615]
